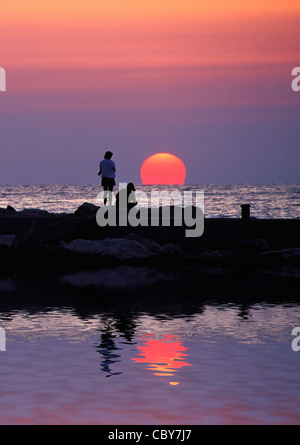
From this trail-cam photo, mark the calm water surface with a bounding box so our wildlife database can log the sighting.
[0,183,299,218]
[1,295,300,425]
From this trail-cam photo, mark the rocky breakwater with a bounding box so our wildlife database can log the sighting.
[0,202,299,297]
[59,235,184,294]
[0,203,186,295]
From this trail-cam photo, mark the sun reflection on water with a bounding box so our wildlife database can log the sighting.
[131,333,192,385]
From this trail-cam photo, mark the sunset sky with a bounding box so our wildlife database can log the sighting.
[0,0,299,184]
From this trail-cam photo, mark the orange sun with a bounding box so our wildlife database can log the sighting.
[140,153,186,185]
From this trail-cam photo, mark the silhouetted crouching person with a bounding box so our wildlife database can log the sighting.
[115,183,137,210]
[98,151,116,205]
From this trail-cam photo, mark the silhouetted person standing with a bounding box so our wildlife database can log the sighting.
[98,151,116,205]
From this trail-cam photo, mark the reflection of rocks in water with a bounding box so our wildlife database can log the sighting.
[95,321,123,377]
[114,314,137,343]
[95,315,137,377]
[236,303,251,320]
[60,266,180,293]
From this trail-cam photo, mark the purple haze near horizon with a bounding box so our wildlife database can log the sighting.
[0,98,299,186]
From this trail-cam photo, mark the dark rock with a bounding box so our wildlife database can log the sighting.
[257,247,300,279]
[124,233,162,253]
[18,208,51,218]
[0,235,17,271]
[74,202,100,217]
[186,250,235,263]
[0,235,17,251]
[58,236,186,263]
[233,239,270,254]
[6,205,16,212]
[258,247,300,266]
[58,237,154,260]
[0,207,16,217]
[159,243,184,257]
[0,277,16,293]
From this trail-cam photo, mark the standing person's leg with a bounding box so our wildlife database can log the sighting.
[102,178,109,205]
[108,182,113,205]
[108,178,116,205]
[102,178,114,205]
[103,187,108,205]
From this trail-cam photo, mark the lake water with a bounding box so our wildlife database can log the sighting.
[1,283,300,425]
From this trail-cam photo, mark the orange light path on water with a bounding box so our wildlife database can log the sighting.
[131,334,192,385]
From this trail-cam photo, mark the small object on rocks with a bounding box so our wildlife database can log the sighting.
[240,204,251,219]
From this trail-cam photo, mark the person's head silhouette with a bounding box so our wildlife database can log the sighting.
[127,183,136,193]
[104,151,113,159]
